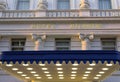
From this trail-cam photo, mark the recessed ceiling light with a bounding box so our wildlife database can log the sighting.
[72,68,78,70]
[25,77,30,79]
[96,74,102,77]
[48,77,53,79]
[94,77,99,79]
[72,63,79,66]
[17,71,23,74]
[84,74,89,76]
[23,64,29,66]
[46,74,51,76]
[12,68,18,71]
[71,77,75,79]
[71,71,77,73]
[57,68,63,70]
[39,64,45,66]
[85,71,91,73]
[6,64,13,67]
[44,71,49,74]
[87,68,93,70]
[89,63,96,66]
[102,68,109,70]
[59,77,64,79]
[58,75,64,77]
[56,64,62,66]
[34,74,39,77]
[58,71,63,74]
[106,64,113,66]
[42,68,48,70]
[99,71,105,74]
[31,71,36,74]
[21,74,27,77]
[82,77,87,79]
[27,68,33,70]
[71,74,76,76]
[36,77,41,79]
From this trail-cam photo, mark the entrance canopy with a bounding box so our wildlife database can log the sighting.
[0,50,120,82]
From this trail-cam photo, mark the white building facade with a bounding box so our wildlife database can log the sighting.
[0,0,120,82]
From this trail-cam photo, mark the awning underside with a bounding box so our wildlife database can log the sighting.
[0,50,120,82]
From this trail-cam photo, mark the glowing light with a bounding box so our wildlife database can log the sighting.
[72,63,79,66]
[44,71,49,74]
[48,77,53,79]
[71,74,76,76]
[17,71,23,74]
[46,74,51,76]
[23,64,29,66]
[34,74,39,77]
[89,63,96,66]
[71,71,77,73]
[59,77,64,79]
[31,71,36,74]
[102,68,109,70]
[6,64,13,67]
[72,68,78,70]
[12,68,18,71]
[84,74,89,76]
[82,77,87,79]
[25,77,30,79]
[96,74,102,77]
[22,74,27,77]
[36,77,41,79]
[85,71,91,73]
[56,64,62,66]
[99,71,105,74]
[39,64,45,66]
[94,77,99,79]
[58,75,64,76]
[87,68,93,70]
[106,64,113,66]
[42,68,48,70]
[57,68,63,70]
[58,71,63,74]
[71,77,75,79]
[27,68,33,70]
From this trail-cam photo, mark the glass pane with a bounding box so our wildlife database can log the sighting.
[99,0,111,10]
[57,0,70,10]
[17,0,30,10]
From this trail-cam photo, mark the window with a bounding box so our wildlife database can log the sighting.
[99,0,111,10]
[57,0,70,10]
[101,38,116,50]
[17,0,30,10]
[55,38,70,50]
[11,38,26,51]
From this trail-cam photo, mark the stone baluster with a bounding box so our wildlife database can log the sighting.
[80,0,90,9]
[32,34,46,50]
[37,0,48,10]
[79,33,94,50]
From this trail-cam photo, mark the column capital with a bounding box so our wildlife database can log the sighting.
[0,0,7,10]
[80,0,90,9]
[78,33,94,41]
[37,0,48,10]
[31,34,46,41]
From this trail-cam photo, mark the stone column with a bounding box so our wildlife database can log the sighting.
[32,34,46,51]
[80,0,90,9]
[37,0,48,10]
[79,33,94,50]
[0,0,7,10]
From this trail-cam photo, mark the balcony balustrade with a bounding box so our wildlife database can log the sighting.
[0,9,120,18]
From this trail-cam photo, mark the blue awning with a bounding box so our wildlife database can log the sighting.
[0,50,120,64]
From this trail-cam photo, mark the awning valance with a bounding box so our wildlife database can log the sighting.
[0,50,120,64]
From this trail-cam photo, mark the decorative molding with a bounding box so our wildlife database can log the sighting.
[31,34,46,41]
[78,33,94,41]
[0,0,7,10]
[37,0,48,10]
[80,0,90,9]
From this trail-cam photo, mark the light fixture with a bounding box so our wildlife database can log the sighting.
[102,68,109,71]
[56,64,62,66]
[106,64,113,66]
[87,68,93,70]
[57,68,63,70]
[59,77,64,79]
[71,77,75,79]
[27,68,33,70]
[85,71,91,74]
[58,71,63,74]
[25,77,30,79]
[84,74,89,76]
[71,74,76,76]
[94,77,99,79]
[6,64,13,67]
[99,71,105,74]
[36,77,41,79]
[34,74,39,77]
[21,74,27,77]
[23,64,29,66]
[42,68,48,70]
[44,71,49,74]
[71,71,77,73]
[72,68,78,70]
[89,63,96,66]
[72,63,79,66]
[82,77,87,79]
[17,71,23,74]
[96,74,102,77]
[58,75,64,76]
[46,74,51,76]
[12,68,18,71]
[48,77,53,79]
[39,64,45,66]
[31,71,36,74]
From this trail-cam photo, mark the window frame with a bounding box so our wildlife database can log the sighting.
[16,0,30,10]
[57,0,70,10]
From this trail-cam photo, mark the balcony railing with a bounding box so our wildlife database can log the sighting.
[0,9,120,18]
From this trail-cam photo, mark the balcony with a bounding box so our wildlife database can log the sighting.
[0,9,120,18]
